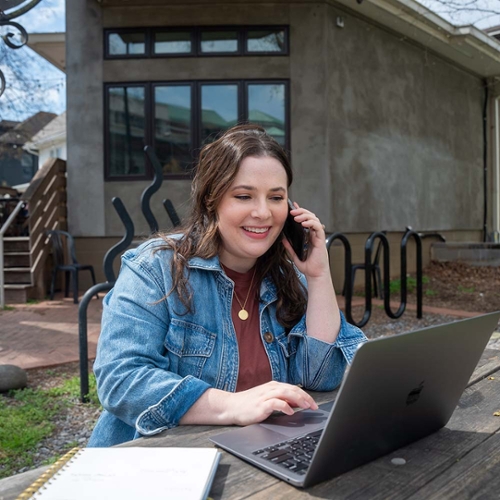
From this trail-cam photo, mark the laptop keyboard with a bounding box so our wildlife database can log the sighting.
[252,429,323,475]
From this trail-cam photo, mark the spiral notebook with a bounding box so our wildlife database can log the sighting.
[17,447,221,500]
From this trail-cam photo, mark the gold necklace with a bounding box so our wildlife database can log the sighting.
[222,264,257,321]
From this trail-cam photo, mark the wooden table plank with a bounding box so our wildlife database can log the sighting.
[405,430,500,499]
[2,350,500,500]
[245,372,500,499]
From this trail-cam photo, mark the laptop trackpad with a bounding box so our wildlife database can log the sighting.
[259,409,329,438]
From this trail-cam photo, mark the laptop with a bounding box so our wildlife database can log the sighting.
[210,311,500,488]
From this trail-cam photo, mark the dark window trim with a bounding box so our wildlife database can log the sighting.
[104,25,289,59]
[104,79,290,181]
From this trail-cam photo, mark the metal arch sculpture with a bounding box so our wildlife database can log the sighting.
[78,196,135,401]
[0,0,42,97]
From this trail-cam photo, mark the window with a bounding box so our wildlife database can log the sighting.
[105,81,289,180]
[107,31,147,57]
[154,85,192,175]
[154,30,193,55]
[200,83,238,144]
[246,28,286,54]
[106,85,147,178]
[105,26,288,58]
[199,29,239,54]
[247,83,286,146]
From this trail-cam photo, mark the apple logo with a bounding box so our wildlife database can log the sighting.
[406,381,425,405]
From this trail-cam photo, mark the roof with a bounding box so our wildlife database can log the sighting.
[0,112,57,146]
[24,112,66,150]
[27,1,500,79]
[26,32,66,72]
[331,0,500,77]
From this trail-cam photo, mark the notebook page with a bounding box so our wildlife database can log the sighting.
[32,447,220,500]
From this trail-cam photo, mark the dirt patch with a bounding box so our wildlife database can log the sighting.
[406,261,500,313]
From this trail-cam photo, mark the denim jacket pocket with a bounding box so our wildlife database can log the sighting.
[165,319,216,378]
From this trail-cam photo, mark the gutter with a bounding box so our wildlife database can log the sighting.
[483,81,489,242]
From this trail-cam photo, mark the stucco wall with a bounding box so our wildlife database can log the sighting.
[66,0,105,237]
[326,4,484,233]
[66,0,485,241]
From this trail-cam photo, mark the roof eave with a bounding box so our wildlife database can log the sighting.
[331,0,500,77]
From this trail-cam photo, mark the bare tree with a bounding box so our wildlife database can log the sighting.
[0,41,65,121]
[417,0,500,27]
[0,0,65,121]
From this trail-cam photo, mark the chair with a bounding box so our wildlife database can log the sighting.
[343,233,385,299]
[47,230,97,304]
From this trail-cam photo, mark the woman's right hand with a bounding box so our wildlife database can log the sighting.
[180,381,318,427]
[226,381,319,426]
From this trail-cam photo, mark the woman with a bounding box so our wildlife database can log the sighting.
[88,124,367,447]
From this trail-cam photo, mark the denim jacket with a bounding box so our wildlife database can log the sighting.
[88,238,367,447]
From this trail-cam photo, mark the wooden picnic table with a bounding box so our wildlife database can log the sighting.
[2,347,500,500]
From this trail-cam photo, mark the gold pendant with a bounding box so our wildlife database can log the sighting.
[238,309,249,321]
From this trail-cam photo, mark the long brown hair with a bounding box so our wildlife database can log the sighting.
[156,123,307,328]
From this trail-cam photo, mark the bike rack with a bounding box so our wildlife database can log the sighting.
[345,229,423,328]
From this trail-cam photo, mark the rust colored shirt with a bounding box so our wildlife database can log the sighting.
[223,265,273,392]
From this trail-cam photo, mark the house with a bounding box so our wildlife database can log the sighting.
[0,111,57,188]
[31,0,500,289]
[23,112,67,168]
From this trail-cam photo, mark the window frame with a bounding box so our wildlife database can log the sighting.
[104,79,290,181]
[104,26,289,59]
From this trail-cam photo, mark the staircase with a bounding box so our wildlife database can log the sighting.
[4,236,33,303]
[1,158,67,306]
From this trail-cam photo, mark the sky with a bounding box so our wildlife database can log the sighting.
[419,0,500,29]
[2,0,500,122]
[0,0,65,122]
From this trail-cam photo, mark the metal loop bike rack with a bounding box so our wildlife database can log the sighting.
[347,230,423,328]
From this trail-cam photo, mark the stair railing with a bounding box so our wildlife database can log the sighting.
[0,200,24,308]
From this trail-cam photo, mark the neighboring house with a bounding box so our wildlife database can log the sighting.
[24,112,67,167]
[0,112,57,187]
[28,0,500,287]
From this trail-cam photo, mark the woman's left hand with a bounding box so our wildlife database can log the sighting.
[282,203,330,279]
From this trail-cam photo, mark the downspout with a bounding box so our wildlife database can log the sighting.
[494,95,500,242]
[483,80,489,242]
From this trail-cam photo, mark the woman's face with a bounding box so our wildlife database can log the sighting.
[217,155,289,273]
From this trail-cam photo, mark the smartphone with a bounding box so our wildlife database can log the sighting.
[283,199,309,261]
